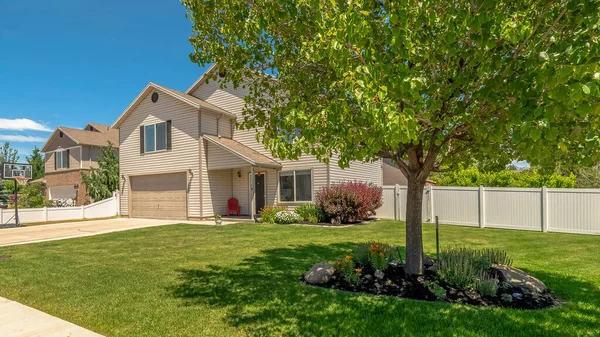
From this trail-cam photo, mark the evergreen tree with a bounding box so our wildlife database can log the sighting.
[26,147,45,180]
[81,143,119,201]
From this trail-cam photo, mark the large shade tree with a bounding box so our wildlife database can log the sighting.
[184,0,600,274]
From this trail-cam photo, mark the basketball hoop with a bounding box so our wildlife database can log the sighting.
[14,176,29,186]
[1,163,33,228]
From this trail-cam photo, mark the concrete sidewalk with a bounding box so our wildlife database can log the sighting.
[0,217,242,247]
[0,296,104,336]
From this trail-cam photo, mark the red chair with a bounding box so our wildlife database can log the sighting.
[227,198,241,216]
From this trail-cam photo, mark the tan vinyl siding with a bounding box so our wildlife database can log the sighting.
[231,168,277,214]
[382,161,408,185]
[119,91,200,217]
[80,146,109,169]
[206,141,249,170]
[191,79,329,203]
[44,133,79,173]
[203,169,233,217]
[44,146,81,173]
[329,156,383,185]
[201,112,233,138]
[201,113,218,135]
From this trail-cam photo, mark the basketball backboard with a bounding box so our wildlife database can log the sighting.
[1,163,33,180]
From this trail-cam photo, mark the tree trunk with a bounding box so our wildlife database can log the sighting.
[404,175,427,275]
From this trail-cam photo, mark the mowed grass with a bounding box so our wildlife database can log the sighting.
[0,221,599,337]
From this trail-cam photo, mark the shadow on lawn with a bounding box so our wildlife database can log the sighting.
[168,243,600,337]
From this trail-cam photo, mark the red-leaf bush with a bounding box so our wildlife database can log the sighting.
[315,182,383,223]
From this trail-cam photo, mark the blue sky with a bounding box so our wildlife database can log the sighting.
[0,0,209,161]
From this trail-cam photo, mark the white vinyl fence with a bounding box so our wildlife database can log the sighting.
[377,185,600,235]
[1,192,120,225]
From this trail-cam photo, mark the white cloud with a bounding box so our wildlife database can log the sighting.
[0,118,52,132]
[0,135,47,142]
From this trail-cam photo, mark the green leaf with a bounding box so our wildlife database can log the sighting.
[582,84,591,94]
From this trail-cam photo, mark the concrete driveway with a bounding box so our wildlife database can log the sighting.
[0,217,224,247]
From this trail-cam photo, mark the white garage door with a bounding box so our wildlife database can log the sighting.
[49,186,77,200]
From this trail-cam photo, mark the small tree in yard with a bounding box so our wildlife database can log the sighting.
[81,143,119,202]
[26,147,45,180]
[184,0,600,274]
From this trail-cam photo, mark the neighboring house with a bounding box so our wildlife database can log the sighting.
[382,158,409,185]
[40,123,119,205]
[111,65,383,220]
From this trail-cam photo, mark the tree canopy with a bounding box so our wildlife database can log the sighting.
[432,167,575,188]
[184,0,600,274]
[0,142,18,164]
[26,147,44,180]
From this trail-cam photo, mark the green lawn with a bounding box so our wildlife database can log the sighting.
[0,221,599,337]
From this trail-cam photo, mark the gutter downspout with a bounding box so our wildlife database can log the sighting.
[216,113,223,137]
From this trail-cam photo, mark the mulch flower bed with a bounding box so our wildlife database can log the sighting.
[303,264,559,309]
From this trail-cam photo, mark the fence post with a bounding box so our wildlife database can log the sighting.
[43,207,48,222]
[114,191,121,216]
[428,184,434,223]
[393,184,399,220]
[541,186,548,232]
[479,185,486,228]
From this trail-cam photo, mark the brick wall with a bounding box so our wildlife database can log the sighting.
[44,169,90,205]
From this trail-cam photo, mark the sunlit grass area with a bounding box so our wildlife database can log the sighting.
[0,220,598,336]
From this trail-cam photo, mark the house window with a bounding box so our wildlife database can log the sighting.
[279,169,312,202]
[143,122,167,153]
[55,150,69,169]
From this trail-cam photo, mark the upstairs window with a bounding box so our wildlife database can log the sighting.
[141,121,171,154]
[279,169,312,202]
[55,150,69,169]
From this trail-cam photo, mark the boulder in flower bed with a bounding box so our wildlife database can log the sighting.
[492,264,547,293]
[304,264,335,284]
[302,244,559,309]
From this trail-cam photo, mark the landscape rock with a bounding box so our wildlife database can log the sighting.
[374,270,385,279]
[493,264,547,293]
[423,256,436,267]
[427,266,437,273]
[304,264,335,284]
[364,274,373,280]
[388,260,402,268]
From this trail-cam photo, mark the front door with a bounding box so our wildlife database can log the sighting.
[255,173,266,213]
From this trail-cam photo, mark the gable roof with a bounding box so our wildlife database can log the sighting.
[41,126,119,152]
[84,122,112,133]
[203,134,281,169]
[111,81,235,129]
[185,63,219,95]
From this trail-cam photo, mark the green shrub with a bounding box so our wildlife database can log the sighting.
[259,206,286,223]
[355,243,371,266]
[476,274,499,297]
[368,242,401,270]
[424,281,447,299]
[432,167,575,188]
[483,249,513,266]
[438,248,503,290]
[335,255,361,284]
[500,293,513,302]
[294,203,325,223]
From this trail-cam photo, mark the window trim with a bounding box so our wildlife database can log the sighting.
[278,168,314,203]
[143,121,168,154]
[55,150,69,170]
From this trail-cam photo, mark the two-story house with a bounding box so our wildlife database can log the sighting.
[40,123,119,205]
[111,65,384,220]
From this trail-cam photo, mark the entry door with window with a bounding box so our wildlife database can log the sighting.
[251,172,266,213]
